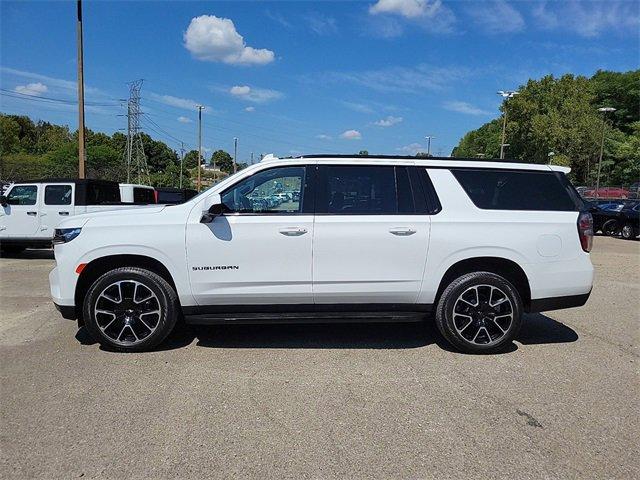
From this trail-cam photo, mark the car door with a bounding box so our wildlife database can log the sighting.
[186,164,315,306]
[312,164,432,305]
[1,184,41,237]
[39,183,74,238]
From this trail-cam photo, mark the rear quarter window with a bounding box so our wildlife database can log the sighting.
[451,169,579,212]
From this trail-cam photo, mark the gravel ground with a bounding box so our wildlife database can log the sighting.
[1,236,638,479]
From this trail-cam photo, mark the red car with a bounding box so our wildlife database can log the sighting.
[582,187,629,199]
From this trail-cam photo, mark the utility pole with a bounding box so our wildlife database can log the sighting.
[76,0,86,179]
[233,137,238,173]
[196,105,204,191]
[596,107,616,198]
[425,135,435,156]
[497,90,519,159]
[179,142,185,189]
[251,152,254,165]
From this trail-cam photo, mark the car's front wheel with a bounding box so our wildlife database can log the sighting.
[435,272,523,354]
[83,267,179,352]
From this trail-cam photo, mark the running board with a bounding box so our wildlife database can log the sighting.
[184,311,426,325]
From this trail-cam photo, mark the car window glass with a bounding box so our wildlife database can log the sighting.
[133,188,155,204]
[452,169,578,211]
[87,184,120,204]
[7,185,37,205]
[221,166,305,214]
[44,185,72,205]
[325,166,397,214]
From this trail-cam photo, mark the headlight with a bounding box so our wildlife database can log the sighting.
[53,228,82,245]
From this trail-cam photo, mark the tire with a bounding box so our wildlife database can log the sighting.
[602,219,619,236]
[435,272,523,354]
[621,223,636,240]
[82,267,179,352]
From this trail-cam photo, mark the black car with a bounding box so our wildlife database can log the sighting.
[588,200,640,239]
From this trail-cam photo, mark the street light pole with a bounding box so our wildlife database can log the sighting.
[179,141,185,189]
[76,0,86,178]
[425,135,435,156]
[196,105,204,191]
[595,107,617,198]
[497,90,519,159]
[233,137,238,173]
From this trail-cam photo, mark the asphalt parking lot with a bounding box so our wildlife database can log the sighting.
[1,236,638,479]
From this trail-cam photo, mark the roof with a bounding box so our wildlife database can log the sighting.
[260,154,570,173]
[7,178,119,185]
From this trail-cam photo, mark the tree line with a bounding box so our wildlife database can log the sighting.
[451,69,639,186]
[0,114,247,188]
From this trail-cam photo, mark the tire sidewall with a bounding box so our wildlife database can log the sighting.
[82,268,177,351]
[437,272,523,354]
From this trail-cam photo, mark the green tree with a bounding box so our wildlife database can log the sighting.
[211,149,233,173]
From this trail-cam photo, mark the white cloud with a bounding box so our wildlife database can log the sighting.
[368,0,455,32]
[340,129,362,140]
[304,12,338,35]
[373,115,403,127]
[244,106,255,112]
[398,142,424,155]
[466,0,525,34]
[316,134,332,140]
[177,116,192,123]
[341,101,375,114]
[443,100,492,116]
[148,92,209,111]
[326,64,471,94]
[532,0,640,38]
[14,82,48,96]
[183,15,275,65]
[229,85,283,103]
[370,0,437,19]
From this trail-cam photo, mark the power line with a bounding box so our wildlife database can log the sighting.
[0,89,120,107]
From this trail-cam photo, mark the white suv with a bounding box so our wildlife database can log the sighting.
[49,155,594,353]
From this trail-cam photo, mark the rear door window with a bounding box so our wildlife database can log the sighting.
[44,185,72,205]
[452,169,579,211]
[87,183,120,204]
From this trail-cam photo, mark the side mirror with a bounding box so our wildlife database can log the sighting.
[0,195,7,207]
[200,193,225,223]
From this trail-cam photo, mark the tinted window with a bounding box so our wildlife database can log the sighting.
[452,169,579,211]
[87,184,120,204]
[221,166,305,214]
[157,191,184,204]
[44,185,72,205]
[133,188,156,204]
[321,166,397,214]
[7,185,37,205]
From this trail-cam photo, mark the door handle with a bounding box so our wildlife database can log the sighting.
[27,211,37,216]
[279,227,307,236]
[389,227,416,236]
[58,211,70,216]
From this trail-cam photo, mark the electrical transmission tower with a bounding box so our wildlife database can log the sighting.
[123,80,150,184]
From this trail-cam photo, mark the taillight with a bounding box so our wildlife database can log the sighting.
[578,212,593,253]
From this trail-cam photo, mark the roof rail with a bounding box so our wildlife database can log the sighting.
[291,154,522,163]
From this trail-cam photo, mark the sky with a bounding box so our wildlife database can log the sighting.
[1,0,639,162]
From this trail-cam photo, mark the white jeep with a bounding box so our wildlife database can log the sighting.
[49,155,594,353]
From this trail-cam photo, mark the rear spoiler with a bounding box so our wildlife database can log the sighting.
[549,165,571,174]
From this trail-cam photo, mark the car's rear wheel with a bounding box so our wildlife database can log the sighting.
[602,219,619,236]
[621,223,636,240]
[83,267,178,352]
[435,272,523,354]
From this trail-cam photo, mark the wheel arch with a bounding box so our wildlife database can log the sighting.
[74,254,178,323]
[435,257,532,311]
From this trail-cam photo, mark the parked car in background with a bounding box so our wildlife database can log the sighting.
[0,179,149,253]
[119,184,156,204]
[587,200,640,238]
[50,155,593,354]
[581,187,629,199]
[154,187,198,205]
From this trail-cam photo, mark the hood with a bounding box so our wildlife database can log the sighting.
[57,205,167,229]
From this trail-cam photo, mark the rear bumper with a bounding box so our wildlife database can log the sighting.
[528,290,591,313]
